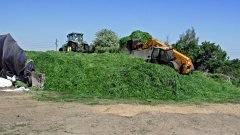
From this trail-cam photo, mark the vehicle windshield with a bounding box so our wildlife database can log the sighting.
[67,34,83,42]
[76,34,83,42]
[67,35,74,41]
[151,48,160,59]
[160,50,175,61]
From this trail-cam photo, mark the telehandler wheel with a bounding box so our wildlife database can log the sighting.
[167,61,179,71]
[167,62,174,68]
[179,64,184,74]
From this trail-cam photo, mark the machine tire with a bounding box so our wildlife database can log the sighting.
[179,64,184,74]
[59,47,67,52]
[63,46,67,51]
[71,43,77,52]
[83,44,90,52]
[146,59,151,63]
[167,61,179,71]
[167,62,174,68]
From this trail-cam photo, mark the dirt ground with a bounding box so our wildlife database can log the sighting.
[0,92,240,135]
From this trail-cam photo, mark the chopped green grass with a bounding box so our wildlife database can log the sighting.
[26,51,240,104]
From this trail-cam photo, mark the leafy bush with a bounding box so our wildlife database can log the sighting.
[218,59,240,87]
[119,36,131,49]
[207,73,231,84]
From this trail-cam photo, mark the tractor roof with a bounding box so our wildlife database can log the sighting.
[68,32,83,35]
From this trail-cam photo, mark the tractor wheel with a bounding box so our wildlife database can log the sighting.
[71,43,77,52]
[62,46,67,51]
[59,47,67,52]
[83,44,90,52]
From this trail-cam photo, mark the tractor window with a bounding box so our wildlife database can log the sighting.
[159,50,175,61]
[67,34,83,42]
[159,50,167,61]
[73,34,78,41]
[77,35,83,42]
[68,35,74,41]
[166,50,175,60]
[151,48,160,59]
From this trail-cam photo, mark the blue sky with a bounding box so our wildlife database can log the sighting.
[1,0,240,59]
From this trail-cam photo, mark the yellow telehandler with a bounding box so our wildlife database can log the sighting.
[127,39,194,74]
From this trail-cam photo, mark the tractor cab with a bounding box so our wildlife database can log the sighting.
[67,33,83,43]
[150,46,175,63]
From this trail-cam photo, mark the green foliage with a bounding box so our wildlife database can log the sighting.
[94,46,120,53]
[92,29,119,53]
[195,41,227,72]
[173,27,228,74]
[218,59,240,87]
[26,51,240,103]
[119,30,152,49]
[172,28,239,88]
[207,73,231,84]
[130,30,152,43]
[173,27,200,63]
[119,36,131,49]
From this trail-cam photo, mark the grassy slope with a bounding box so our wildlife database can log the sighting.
[27,51,240,103]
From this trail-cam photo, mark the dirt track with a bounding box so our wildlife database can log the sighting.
[0,92,240,135]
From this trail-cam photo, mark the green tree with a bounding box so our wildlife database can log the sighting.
[173,27,200,63]
[195,41,227,72]
[93,29,119,53]
[173,27,229,73]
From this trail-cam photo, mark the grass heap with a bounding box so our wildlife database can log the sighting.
[27,51,240,103]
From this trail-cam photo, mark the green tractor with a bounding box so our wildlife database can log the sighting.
[59,32,90,52]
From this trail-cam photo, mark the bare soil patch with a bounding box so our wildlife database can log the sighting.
[0,92,240,135]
